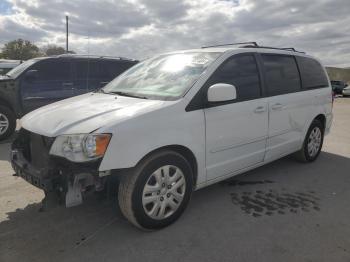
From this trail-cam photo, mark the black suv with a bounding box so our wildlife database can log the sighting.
[0,55,138,140]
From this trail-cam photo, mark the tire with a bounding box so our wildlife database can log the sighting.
[0,105,16,141]
[295,119,324,162]
[118,150,193,230]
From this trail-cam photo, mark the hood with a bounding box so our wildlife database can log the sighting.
[21,92,169,137]
[0,75,12,81]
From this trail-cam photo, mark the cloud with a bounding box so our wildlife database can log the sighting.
[0,0,349,67]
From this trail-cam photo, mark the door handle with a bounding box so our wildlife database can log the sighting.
[271,103,283,110]
[254,106,266,113]
[62,82,73,86]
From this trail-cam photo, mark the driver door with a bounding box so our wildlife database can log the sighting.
[21,59,74,113]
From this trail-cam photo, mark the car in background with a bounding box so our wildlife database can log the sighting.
[343,85,350,97]
[331,80,348,95]
[0,54,138,140]
[0,59,21,76]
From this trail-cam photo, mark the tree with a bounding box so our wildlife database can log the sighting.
[1,39,41,60]
[43,44,66,56]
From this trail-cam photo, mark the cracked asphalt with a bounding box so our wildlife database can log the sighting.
[1,98,350,262]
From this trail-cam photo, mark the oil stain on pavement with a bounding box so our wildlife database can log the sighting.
[224,180,320,217]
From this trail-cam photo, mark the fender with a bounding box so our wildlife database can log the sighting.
[98,101,207,185]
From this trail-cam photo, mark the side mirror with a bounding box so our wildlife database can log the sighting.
[207,83,237,103]
[24,70,38,82]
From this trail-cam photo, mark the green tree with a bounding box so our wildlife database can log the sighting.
[43,44,66,56]
[1,39,40,60]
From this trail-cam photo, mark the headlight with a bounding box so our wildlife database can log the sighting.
[50,134,111,162]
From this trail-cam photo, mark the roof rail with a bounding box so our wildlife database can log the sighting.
[201,42,305,53]
[201,42,258,48]
[254,46,305,54]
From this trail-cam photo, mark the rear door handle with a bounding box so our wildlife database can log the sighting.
[62,82,73,87]
[254,106,266,113]
[271,103,283,110]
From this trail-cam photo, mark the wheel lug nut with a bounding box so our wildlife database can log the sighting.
[167,185,171,189]
[157,191,160,195]
[167,193,170,198]
[160,197,164,201]
[162,183,165,187]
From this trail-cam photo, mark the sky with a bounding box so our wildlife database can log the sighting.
[0,0,349,67]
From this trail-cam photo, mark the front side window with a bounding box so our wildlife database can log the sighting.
[31,59,71,81]
[262,55,301,96]
[296,56,329,89]
[103,52,221,100]
[206,54,261,101]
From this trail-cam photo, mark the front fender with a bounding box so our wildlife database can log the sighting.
[98,106,206,185]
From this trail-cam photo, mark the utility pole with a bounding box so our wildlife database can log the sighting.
[66,15,69,53]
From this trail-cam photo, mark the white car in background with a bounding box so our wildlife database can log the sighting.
[11,42,333,230]
[343,85,350,96]
[0,59,21,75]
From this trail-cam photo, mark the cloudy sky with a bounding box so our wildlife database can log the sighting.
[0,0,349,67]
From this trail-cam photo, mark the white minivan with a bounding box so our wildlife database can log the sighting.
[11,43,333,230]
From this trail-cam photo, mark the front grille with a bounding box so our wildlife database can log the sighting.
[14,129,55,169]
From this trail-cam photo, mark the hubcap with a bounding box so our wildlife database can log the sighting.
[0,113,9,136]
[142,165,186,220]
[307,127,322,157]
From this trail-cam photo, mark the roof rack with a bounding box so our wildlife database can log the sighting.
[201,42,305,53]
[202,42,258,48]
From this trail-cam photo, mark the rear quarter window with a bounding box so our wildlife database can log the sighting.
[296,56,329,89]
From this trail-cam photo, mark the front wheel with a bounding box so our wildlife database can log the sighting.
[118,150,193,230]
[295,119,324,162]
[0,105,16,141]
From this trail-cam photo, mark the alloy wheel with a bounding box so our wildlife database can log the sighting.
[142,165,186,220]
[307,126,322,157]
[0,113,9,135]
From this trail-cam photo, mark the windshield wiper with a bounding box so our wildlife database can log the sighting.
[110,91,148,99]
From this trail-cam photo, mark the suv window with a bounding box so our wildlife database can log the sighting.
[296,56,328,89]
[262,54,301,96]
[207,54,261,101]
[32,59,71,81]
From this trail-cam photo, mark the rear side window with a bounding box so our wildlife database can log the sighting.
[208,54,261,101]
[296,57,329,89]
[32,60,71,81]
[262,55,301,96]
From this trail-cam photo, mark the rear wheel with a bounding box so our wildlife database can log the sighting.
[295,119,324,162]
[118,150,193,230]
[0,105,16,141]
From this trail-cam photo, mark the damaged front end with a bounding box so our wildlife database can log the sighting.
[11,129,108,209]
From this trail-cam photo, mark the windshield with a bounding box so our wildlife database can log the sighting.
[102,52,221,100]
[6,59,38,78]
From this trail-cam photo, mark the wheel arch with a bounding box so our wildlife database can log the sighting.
[314,114,326,131]
[0,97,15,112]
[135,145,198,188]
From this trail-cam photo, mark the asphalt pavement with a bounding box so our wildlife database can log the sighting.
[1,98,350,262]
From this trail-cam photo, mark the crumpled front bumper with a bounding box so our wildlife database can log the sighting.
[11,148,58,191]
[11,129,104,208]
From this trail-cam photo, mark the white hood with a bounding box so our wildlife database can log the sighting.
[21,93,169,137]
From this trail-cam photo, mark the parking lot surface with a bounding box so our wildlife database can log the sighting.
[1,98,350,262]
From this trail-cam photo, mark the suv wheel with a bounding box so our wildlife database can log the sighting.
[295,119,324,162]
[118,150,193,230]
[0,105,16,141]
